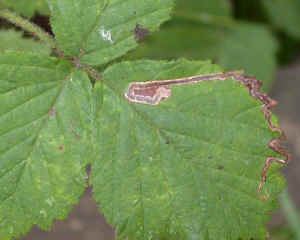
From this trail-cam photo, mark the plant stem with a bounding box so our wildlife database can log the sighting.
[0,9,56,49]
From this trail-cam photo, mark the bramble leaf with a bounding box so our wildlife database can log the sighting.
[48,0,174,65]
[91,59,285,239]
[127,21,225,61]
[0,29,51,54]
[0,0,49,17]
[0,52,98,239]
[0,0,288,239]
[262,0,300,39]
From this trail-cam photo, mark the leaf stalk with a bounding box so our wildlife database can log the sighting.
[0,9,56,49]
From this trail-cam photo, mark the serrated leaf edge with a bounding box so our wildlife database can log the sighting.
[230,73,291,200]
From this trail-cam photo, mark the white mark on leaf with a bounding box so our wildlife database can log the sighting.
[99,26,114,44]
[40,209,47,218]
[46,197,54,207]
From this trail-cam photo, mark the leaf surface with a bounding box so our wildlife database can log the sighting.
[91,59,285,239]
[128,21,225,61]
[48,0,174,65]
[0,30,51,54]
[0,52,96,239]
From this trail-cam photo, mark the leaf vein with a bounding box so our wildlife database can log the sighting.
[0,84,59,118]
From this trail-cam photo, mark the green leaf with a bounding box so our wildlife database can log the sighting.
[218,23,278,91]
[129,0,232,60]
[48,0,174,64]
[48,0,106,57]
[0,29,51,54]
[0,52,96,239]
[0,0,49,17]
[262,0,300,39]
[91,59,285,239]
[128,21,225,60]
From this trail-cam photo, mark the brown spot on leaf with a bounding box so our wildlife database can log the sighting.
[134,24,150,41]
[74,135,80,142]
[49,108,55,116]
[217,165,224,170]
[79,49,85,56]
[58,145,64,151]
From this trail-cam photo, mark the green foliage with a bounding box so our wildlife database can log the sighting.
[48,0,107,57]
[49,0,174,65]
[0,29,50,54]
[91,59,284,240]
[0,0,49,17]
[0,52,95,239]
[129,0,278,90]
[0,0,289,239]
[262,0,300,39]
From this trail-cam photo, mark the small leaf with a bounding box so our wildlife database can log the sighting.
[48,0,174,65]
[91,59,285,239]
[0,0,49,17]
[0,29,51,54]
[0,52,96,239]
[262,0,300,39]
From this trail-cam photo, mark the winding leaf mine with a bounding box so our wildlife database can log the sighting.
[124,70,291,200]
[230,73,291,200]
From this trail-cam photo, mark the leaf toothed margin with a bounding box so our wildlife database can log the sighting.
[227,72,291,200]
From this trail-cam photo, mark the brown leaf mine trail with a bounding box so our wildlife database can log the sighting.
[125,71,291,200]
[231,73,291,200]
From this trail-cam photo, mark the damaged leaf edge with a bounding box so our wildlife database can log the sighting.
[231,73,291,201]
